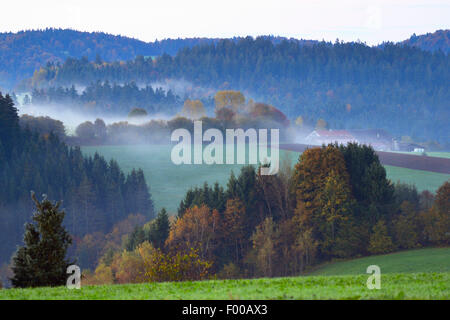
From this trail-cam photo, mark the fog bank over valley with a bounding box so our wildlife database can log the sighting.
[17,103,174,135]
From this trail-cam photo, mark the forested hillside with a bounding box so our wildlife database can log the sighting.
[28,38,450,144]
[0,29,222,89]
[401,29,449,54]
[1,28,446,90]
[0,29,318,89]
[0,93,154,265]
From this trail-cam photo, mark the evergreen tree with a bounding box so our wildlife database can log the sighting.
[11,192,72,288]
[0,93,19,158]
[339,143,395,223]
[178,188,195,217]
[149,208,170,249]
[0,140,5,165]
[235,166,260,238]
[125,169,154,219]
[125,226,146,252]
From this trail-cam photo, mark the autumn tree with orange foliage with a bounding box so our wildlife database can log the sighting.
[291,145,354,261]
[220,199,246,265]
[248,102,288,126]
[420,181,450,245]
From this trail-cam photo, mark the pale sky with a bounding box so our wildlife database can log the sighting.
[1,0,449,45]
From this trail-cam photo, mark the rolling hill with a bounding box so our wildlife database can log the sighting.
[310,247,450,276]
[401,29,449,54]
[0,29,316,90]
[0,29,225,89]
[1,28,446,91]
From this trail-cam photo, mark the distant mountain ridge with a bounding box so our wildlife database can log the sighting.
[401,29,449,54]
[0,28,316,89]
[0,28,446,89]
[0,28,222,89]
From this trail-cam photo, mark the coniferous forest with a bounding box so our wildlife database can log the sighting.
[0,93,154,265]
[30,81,182,115]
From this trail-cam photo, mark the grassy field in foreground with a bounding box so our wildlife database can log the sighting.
[310,247,450,276]
[1,248,448,300]
[0,273,448,300]
[81,145,449,212]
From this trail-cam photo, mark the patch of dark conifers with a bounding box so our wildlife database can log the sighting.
[280,144,450,174]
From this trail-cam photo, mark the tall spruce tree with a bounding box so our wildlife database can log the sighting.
[338,143,395,223]
[0,92,19,159]
[11,192,72,288]
[149,208,170,249]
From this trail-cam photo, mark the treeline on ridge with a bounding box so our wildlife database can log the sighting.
[1,28,319,88]
[30,81,182,115]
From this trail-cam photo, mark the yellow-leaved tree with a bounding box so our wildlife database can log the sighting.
[214,90,245,111]
[180,99,206,119]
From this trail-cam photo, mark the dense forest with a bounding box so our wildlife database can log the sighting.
[30,82,182,115]
[0,28,318,89]
[80,144,449,284]
[2,28,447,90]
[0,28,219,88]
[28,38,450,145]
[0,93,154,266]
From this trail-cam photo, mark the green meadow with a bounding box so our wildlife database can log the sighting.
[1,273,448,300]
[1,255,448,299]
[81,145,449,213]
[2,247,448,300]
[384,165,449,193]
[310,247,450,276]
